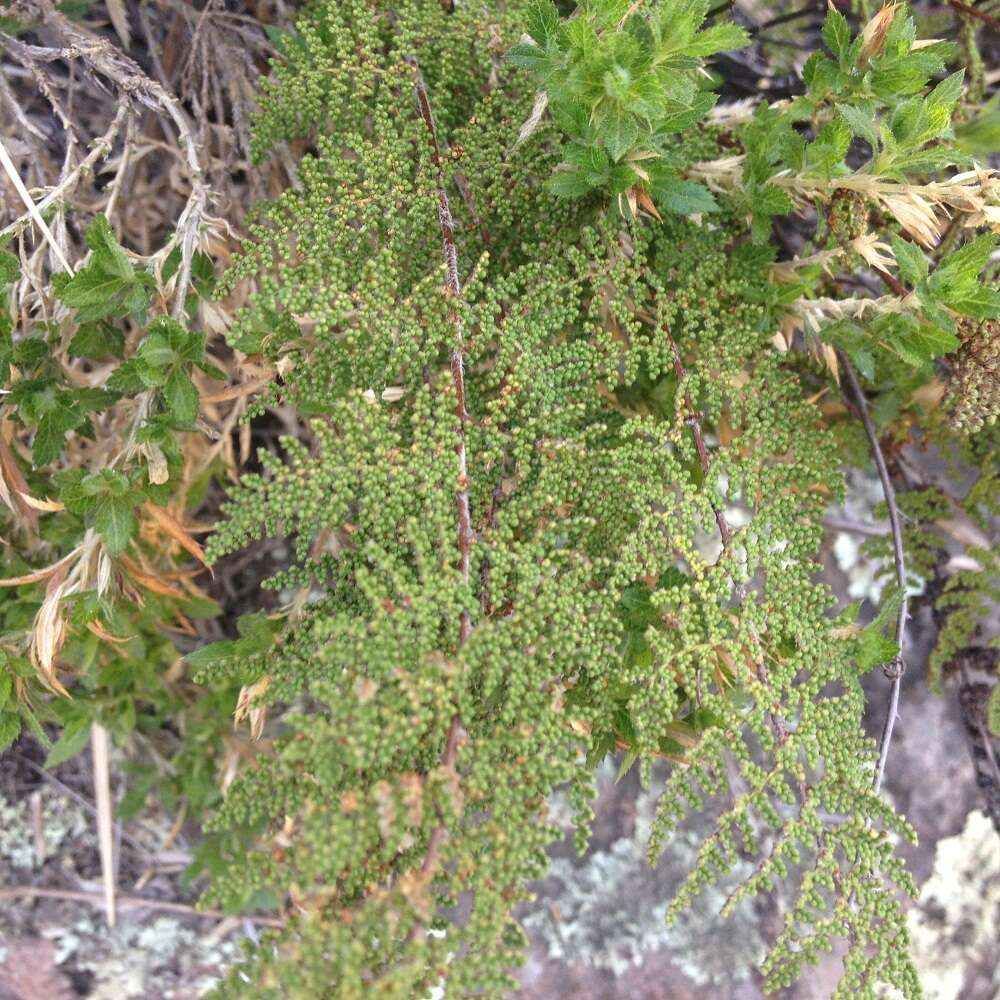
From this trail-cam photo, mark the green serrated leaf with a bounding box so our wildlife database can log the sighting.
[44,716,92,767]
[944,285,1000,320]
[137,329,179,369]
[57,218,153,322]
[69,591,104,627]
[106,359,146,394]
[32,414,68,466]
[55,268,129,311]
[546,166,591,199]
[94,495,136,555]
[889,236,928,286]
[803,52,843,95]
[856,625,899,671]
[0,712,20,753]
[821,8,852,63]
[848,346,875,382]
[752,183,793,217]
[931,234,997,295]
[686,23,749,59]
[196,360,227,381]
[19,703,51,749]
[12,337,49,368]
[526,0,560,46]
[506,41,556,74]
[956,105,1000,158]
[614,748,639,783]
[84,215,132,279]
[926,70,964,116]
[910,324,960,358]
[237,611,284,646]
[839,104,879,149]
[654,178,717,215]
[184,639,245,672]
[0,250,18,285]
[163,369,200,425]
[69,323,126,361]
[595,102,639,162]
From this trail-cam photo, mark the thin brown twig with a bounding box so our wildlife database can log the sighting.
[404,57,488,247]
[0,885,284,927]
[0,68,49,145]
[839,355,908,796]
[947,0,1000,32]
[14,753,154,857]
[824,516,890,537]
[0,134,73,272]
[875,266,907,299]
[963,675,1000,778]
[664,326,780,746]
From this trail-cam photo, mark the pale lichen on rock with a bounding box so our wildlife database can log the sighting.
[908,810,1000,1000]
[523,763,766,987]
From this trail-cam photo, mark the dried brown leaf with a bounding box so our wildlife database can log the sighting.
[142,503,209,568]
[118,554,187,599]
[86,620,130,644]
[29,574,71,696]
[0,434,39,531]
[860,3,899,66]
[234,675,271,741]
[18,493,64,512]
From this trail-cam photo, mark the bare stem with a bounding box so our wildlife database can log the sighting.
[840,355,908,795]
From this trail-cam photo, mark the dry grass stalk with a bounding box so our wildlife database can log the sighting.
[90,721,117,927]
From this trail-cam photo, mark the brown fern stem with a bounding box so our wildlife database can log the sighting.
[666,329,733,548]
[411,60,473,635]
[408,55,471,903]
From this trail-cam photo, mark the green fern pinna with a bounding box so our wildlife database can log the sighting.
[192,1,1000,995]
